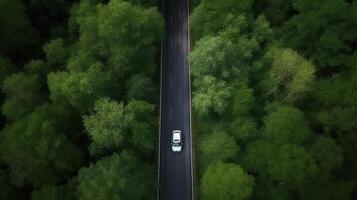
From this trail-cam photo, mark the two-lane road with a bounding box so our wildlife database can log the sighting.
[158,0,193,199]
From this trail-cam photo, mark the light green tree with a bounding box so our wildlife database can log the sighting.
[190,35,238,81]
[200,162,253,200]
[264,49,315,101]
[48,62,112,112]
[190,0,252,38]
[83,98,126,155]
[83,98,157,155]
[193,76,232,117]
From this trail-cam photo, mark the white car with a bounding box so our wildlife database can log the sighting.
[171,130,182,152]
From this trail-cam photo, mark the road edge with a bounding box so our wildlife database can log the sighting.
[187,0,195,199]
[157,0,164,199]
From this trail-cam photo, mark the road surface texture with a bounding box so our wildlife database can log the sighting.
[158,0,193,199]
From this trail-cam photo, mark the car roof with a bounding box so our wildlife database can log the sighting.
[173,132,181,140]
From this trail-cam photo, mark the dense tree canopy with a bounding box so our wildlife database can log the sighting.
[199,131,239,171]
[0,0,162,198]
[83,98,157,155]
[0,104,83,187]
[0,0,356,198]
[77,152,155,200]
[0,0,39,60]
[191,0,357,198]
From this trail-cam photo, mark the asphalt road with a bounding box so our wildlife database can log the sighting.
[158,0,193,199]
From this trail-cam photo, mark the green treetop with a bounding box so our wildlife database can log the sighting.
[199,131,239,171]
[200,162,253,200]
[83,98,157,155]
[0,104,83,187]
[77,152,155,200]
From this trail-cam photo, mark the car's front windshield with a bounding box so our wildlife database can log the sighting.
[172,142,180,146]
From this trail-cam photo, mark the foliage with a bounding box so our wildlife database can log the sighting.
[200,162,253,200]
[77,152,155,200]
[0,0,356,198]
[0,104,83,187]
[0,0,38,59]
[31,181,77,200]
[84,98,126,155]
[0,56,15,86]
[2,72,46,120]
[48,62,112,112]
[0,0,163,198]
[199,131,239,170]
[193,76,232,117]
[191,0,356,198]
[43,39,68,65]
[280,0,357,72]
[263,106,311,145]
[83,98,157,155]
[264,48,315,101]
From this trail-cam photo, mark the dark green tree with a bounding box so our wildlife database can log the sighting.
[77,152,155,200]
[2,73,46,120]
[124,100,157,152]
[199,131,239,170]
[0,170,18,200]
[0,104,83,187]
[264,106,311,145]
[0,56,15,86]
[0,0,38,59]
[31,180,77,200]
[43,39,69,66]
[280,0,357,73]
[126,74,156,102]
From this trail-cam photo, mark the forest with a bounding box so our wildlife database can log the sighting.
[190,0,357,199]
[0,0,163,199]
[0,0,356,199]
